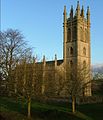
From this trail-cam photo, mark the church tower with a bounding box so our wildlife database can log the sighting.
[63,1,91,96]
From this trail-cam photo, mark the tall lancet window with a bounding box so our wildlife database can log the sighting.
[70,47,73,55]
[83,60,86,68]
[84,29,87,42]
[70,60,73,67]
[68,28,71,41]
[85,29,86,42]
[80,27,83,41]
[83,47,86,56]
[73,27,77,41]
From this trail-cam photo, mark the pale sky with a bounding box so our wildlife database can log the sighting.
[1,0,103,64]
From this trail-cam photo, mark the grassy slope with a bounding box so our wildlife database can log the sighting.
[0,97,103,120]
[77,103,103,120]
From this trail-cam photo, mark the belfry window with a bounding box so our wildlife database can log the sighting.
[83,47,86,55]
[68,28,71,41]
[83,60,86,68]
[80,27,83,41]
[70,60,73,67]
[73,27,77,40]
[70,47,73,55]
[85,29,87,42]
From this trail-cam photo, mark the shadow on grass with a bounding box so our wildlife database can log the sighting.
[31,109,84,120]
[0,97,97,120]
[77,103,103,120]
[0,97,22,112]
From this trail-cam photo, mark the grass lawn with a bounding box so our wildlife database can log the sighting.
[0,96,103,120]
[77,103,103,120]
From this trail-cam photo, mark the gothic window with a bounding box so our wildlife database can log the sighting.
[68,28,71,42]
[70,47,73,55]
[70,60,73,67]
[83,60,86,68]
[80,27,83,41]
[85,29,88,42]
[73,27,77,40]
[83,47,86,55]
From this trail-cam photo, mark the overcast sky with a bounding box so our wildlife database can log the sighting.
[1,0,103,65]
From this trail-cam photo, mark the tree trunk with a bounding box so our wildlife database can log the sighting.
[22,96,24,108]
[28,96,31,119]
[72,96,76,113]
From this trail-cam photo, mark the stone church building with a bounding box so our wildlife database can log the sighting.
[37,1,91,97]
[15,1,91,98]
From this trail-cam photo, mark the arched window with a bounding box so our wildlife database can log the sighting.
[80,27,83,41]
[83,47,86,55]
[70,47,73,55]
[68,28,71,42]
[83,60,86,68]
[70,60,73,67]
[73,27,77,40]
[84,29,87,42]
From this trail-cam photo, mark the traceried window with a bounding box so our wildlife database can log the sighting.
[80,27,83,41]
[73,27,77,41]
[68,28,71,42]
[70,60,73,67]
[83,60,86,68]
[83,47,86,55]
[85,29,88,42]
[70,47,73,55]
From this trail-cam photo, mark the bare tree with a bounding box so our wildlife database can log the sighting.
[67,64,91,113]
[44,69,56,97]
[55,65,66,96]
[92,72,103,95]
[93,72,103,80]
[56,64,91,113]
[0,29,32,94]
[14,57,43,119]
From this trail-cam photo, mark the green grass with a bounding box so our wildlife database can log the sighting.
[0,111,29,120]
[77,103,103,120]
[0,96,103,120]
